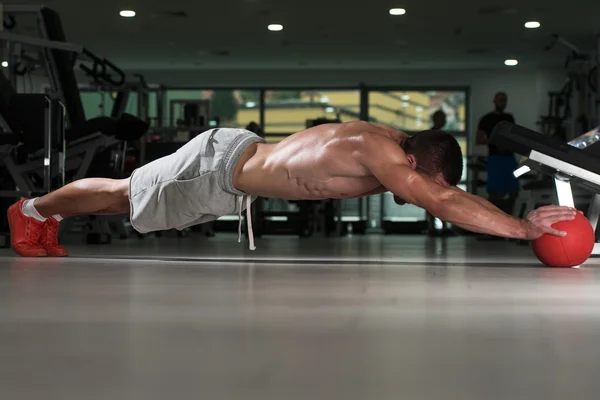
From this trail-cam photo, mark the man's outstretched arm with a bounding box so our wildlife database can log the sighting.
[377,164,525,237]
[365,161,575,240]
[357,134,577,239]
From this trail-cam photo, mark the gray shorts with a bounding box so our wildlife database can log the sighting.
[128,128,265,233]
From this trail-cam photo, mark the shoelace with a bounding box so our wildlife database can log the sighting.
[43,222,59,247]
[25,220,43,244]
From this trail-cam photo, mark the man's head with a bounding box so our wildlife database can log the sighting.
[494,91,508,112]
[400,130,463,187]
[431,110,446,130]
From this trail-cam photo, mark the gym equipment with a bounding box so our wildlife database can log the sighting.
[512,124,600,219]
[80,74,155,175]
[0,70,66,192]
[169,100,210,130]
[539,34,599,141]
[0,75,65,190]
[79,48,126,87]
[512,36,599,216]
[532,213,595,267]
[0,71,146,191]
[336,198,368,235]
[1,6,149,245]
[0,79,66,247]
[80,73,166,177]
[466,156,487,196]
[490,121,600,256]
[246,200,317,238]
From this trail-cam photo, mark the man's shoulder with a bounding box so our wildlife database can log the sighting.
[345,120,379,134]
[359,128,401,147]
[357,131,408,166]
[335,121,388,142]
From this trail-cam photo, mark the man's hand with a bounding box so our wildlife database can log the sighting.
[522,206,578,240]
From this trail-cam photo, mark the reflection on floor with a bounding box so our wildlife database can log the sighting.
[0,234,599,399]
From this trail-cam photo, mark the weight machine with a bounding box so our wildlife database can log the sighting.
[538,34,599,141]
[493,122,600,259]
[509,34,599,227]
[1,5,148,245]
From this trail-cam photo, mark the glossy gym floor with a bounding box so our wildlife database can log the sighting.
[1,234,600,399]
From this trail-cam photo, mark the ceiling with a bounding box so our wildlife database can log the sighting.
[2,0,600,70]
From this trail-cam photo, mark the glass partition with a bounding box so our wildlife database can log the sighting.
[165,89,260,129]
[368,90,466,132]
[263,90,360,142]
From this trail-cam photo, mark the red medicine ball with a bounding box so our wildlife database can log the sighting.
[532,213,595,267]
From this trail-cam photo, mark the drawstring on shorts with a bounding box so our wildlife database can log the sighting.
[237,195,256,251]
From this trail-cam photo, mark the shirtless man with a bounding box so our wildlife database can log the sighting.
[7,121,576,257]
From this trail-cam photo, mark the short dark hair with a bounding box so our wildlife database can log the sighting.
[432,110,446,119]
[401,130,463,186]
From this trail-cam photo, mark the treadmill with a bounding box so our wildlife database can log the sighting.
[490,122,600,256]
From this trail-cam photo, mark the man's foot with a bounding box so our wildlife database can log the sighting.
[7,199,47,257]
[40,217,69,257]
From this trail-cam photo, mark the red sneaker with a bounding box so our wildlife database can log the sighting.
[40,217,69,257]
[7,199,47,257]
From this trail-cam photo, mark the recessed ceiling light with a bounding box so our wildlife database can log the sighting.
[524,21,541,29]
[389,8,406,15]
[119,10,136,18]
[268,24,283,31]
[1,61,8,68]
[504,59,518,66]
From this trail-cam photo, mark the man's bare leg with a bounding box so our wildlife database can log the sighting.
[34,178,131,218]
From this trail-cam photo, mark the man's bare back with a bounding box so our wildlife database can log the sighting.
[233,121,576,241]
[235,121,407,200]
